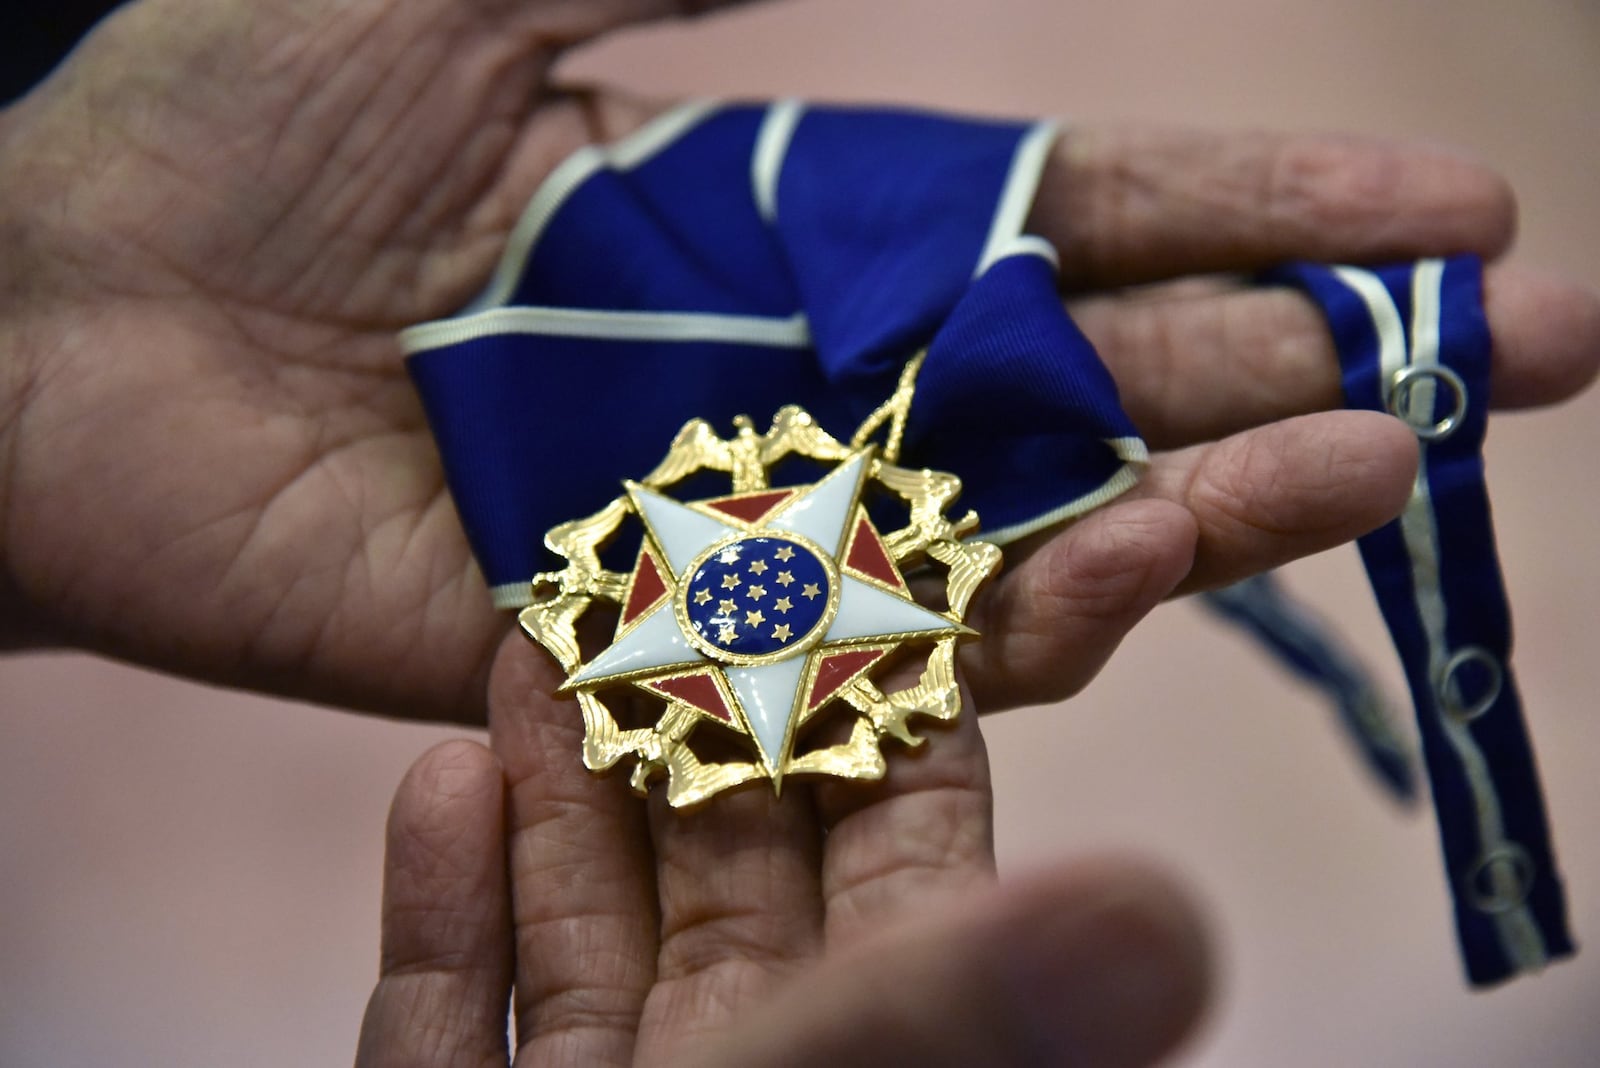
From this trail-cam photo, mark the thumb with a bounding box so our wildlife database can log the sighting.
[355,741,512,1068]
[702,858,1213,1068]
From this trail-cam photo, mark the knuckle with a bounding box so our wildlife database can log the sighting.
[516,981,642,1046]
[1263,135,1408,238]
[656,905,800,981]
[1187,433,1293,537]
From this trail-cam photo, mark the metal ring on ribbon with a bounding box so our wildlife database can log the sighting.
[1462,843,1537,915]
[1436,645,1505,723]
[1386,363,1469,442]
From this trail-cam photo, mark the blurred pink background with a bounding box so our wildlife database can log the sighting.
[4,1,1598,1064]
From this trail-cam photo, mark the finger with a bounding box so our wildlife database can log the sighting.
[1070,265,1600,448]
[960,414,1417,713]
[1136,410,1418,595]
[530,0,767,51]
[961,498,1199,713]
[1033,125,1517,289]
[489,638,658,1067]
[701,859,1212,1068]
[356,740,512,1068]
[635,769,824,1054]
[811,677,997,945]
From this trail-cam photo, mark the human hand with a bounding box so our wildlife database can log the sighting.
[356,608,1212,1066]
[2,0,1595,722]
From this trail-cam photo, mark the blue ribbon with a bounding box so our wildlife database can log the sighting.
[1270,257,1574,985]
[1201,573,1417,801]
[401,101,1144,606]
[403,101,1571,986]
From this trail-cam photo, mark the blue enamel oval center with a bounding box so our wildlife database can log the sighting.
[683,536,831,658]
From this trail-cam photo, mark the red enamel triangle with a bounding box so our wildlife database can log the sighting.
[702,489,795,524]
[619,546,669,628]
[808,648,889,711]
[843,515,907,591]
[645,672,733,723]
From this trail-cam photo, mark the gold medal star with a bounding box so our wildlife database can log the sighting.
[749,559,768,575]
[543,441,984,808]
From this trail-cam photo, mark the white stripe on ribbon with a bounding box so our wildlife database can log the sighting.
[985,234,1061,271]
[491,582,536,610]
[401,306,812,353]
[977,435,1149,546]
[975,119,1059,277]
[466,101,725,313]
[1332,262,1548,972]
[752,99,806,224]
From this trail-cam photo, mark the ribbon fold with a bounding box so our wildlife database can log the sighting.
[402,101,1145,607]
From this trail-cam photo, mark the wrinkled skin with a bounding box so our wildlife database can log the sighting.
[0,1,1595,1065]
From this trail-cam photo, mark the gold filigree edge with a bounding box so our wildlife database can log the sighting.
[517,403,1001,807]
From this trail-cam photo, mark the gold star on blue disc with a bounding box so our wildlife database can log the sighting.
[685,536,829,656]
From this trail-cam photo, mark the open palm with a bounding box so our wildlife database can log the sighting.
[2,0,1594,725]
[356,637,1213,1067]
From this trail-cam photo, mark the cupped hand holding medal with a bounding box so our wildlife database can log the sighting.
[1,0,1596,1064]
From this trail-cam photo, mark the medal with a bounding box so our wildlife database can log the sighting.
[402,104,1146,796]
[517,360,1000,806]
